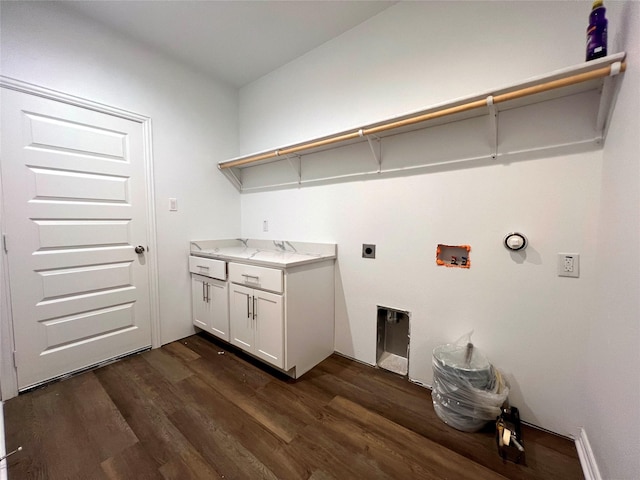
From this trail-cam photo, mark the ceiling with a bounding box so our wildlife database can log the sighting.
[61,0,398,88]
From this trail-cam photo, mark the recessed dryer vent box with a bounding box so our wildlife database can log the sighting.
[436,244,471,268]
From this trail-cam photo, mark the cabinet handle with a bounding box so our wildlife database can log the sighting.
[202,282,206,302]
[242,274,259,282]
[246,294,251,319]
[206,283,210,303]
[253,296,257,321]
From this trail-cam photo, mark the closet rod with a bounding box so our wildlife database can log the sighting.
[220,61,626,170]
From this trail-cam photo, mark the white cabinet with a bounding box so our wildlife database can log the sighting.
[229,283,283,368]
[192,274,229,341]
[189,256,229,341]
[189,240,336,379]
[228,259,334,378]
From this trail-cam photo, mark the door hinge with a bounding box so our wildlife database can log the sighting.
[2,234,7,253]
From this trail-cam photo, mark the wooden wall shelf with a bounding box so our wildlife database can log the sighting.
[219,53,626,191]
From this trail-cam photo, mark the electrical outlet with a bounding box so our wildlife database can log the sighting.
[263,220,269,232]
[558,253,580,278]
[362,244,376,259]
[169,198,178,211]
[564,256,574,272]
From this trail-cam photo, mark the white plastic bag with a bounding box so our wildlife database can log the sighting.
[431,332,509,432]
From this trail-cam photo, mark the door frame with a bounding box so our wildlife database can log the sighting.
[0,76,161,400]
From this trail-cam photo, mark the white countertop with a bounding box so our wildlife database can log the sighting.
[190,239,336,268]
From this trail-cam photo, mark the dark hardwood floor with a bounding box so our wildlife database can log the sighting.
[5,333,583,479]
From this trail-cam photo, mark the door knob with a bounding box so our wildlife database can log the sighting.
[135,245,145,254]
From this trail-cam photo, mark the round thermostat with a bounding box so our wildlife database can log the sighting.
[504,232,527,251]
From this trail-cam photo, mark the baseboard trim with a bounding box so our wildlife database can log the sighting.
[575,427,602,480]
[0,401,7,480]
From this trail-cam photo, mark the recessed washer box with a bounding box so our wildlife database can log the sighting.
[436,244,471,268]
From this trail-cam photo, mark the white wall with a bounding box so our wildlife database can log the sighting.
[2,1,638,474]
[0,1,241,345]
[237,0,631,441]
[586,2,640,479]
[239,0,587,153]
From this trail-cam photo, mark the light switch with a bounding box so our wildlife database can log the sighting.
[169,198,178,211]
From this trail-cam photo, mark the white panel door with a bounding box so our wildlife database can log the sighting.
[1,88,152,390]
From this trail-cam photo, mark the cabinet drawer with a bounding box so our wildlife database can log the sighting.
[229,262,283,293]
[189,256,226,280]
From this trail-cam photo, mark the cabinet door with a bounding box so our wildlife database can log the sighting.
[191,276,210,330]
[207,278,229,342]
[192,275,229,341]
[254,290,284,369]
[229,284,254,351]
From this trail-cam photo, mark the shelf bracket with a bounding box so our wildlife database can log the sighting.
[361,129,382,171]
[285,154,302,184]
[594,60,623,144]
[487,95,498,159]
[219,164,243,191]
